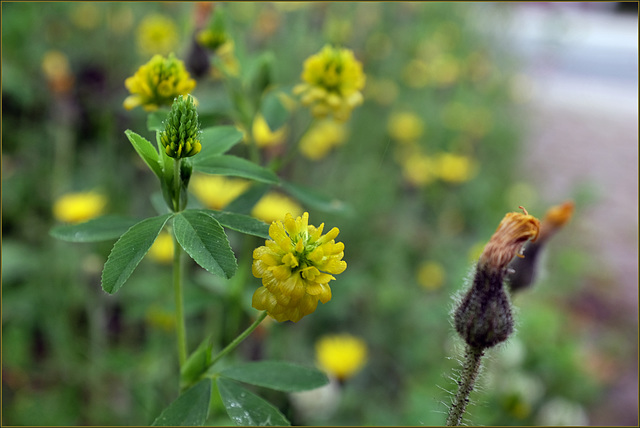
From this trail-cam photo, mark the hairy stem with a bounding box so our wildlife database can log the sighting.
[446,345,484,426]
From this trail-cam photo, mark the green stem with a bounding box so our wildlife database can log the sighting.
[208,311,268,370]
[173,222,188,368]
[446,345,484,426]
[173,158,181,212]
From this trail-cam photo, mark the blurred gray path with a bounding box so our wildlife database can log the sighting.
[505,4,638,426]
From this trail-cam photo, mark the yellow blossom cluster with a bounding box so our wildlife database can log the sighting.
[294,45,365,122]
[53,191,107,224]
[316,334,367,381]
[136,14,179,57]
[252,212,346,322]
[123,53,196,111]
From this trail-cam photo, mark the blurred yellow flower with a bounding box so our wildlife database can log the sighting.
[53,191,107,224]
[401,153,437,187]
[136,14,179,57]
[251,192,303,224]
[364,77,398,106]
[71,3,100,30]
[401,59,429,88]
[417,261,446,291]
[190,174,250,210]
[430,54,460,88]
[434,152,477,183]
[41,50,74,94]
[293,45,365,122]
[252,212,346,322]
[387,111,424,144]
[123,53,196,111]
[145,305,175,332]
[316,334,367,381]
[299,119,348,161]
[148,231,174,264]
[252,114,288,148]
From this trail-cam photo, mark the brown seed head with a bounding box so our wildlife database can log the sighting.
[479,207,540,272]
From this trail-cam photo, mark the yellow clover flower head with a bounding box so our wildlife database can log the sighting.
[160,95,202,159]
[299,118,348,161]
[136,14,179,57]
[316,334,367,381]
[53,191,107,224]
[252,212,346,322]
[293,45,365,122]
[123,53,196,111]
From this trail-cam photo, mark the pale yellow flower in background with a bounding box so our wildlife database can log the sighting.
[417,261,446,291]
[294,45,366,122]
[364,77,398,106]
[41,50,74,94]
[299,119,348,161]
[53,191,107,224]
[401,153,437,187]
[136,14,179,57]
[190,174,250,210]
[430,54,461,88]
[434,152,477,184]
[387,111,424,144]
[251,192,303,224]
[148,231,174,265]
[70,2,100,30]
[402,59,430,88]
[145,305,175,332]
[316,334,367,381]
[252,114,288,148]
[123,54,196,111]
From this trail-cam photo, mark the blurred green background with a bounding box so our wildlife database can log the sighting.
[2,2,637,426]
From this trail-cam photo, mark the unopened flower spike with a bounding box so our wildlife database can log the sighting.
[252,212,347,323]
[160,95,202,159]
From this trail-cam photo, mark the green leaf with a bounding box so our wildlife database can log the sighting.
[101,213,173,294]
[197,126,244,159]
[173,210,237,279]
[216,378,290,427]
[260,90,289,131]
[280,181,351,215]
[49,215,139,243]
[219,361,329,392]
[147,109,170,132]
[181,338,212,392]
[125,130,162,178]
[151,379,212,426]
[204,210,270,239]
[192,155,279,184]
